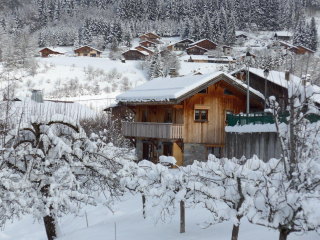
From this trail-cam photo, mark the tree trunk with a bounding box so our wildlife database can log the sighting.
[142,194,146,219]
[180,201,185,233]
[231,224,240,240]
[279,229,289,240]
[43,215,57,240]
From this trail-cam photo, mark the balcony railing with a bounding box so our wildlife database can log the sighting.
[122,122,184,139]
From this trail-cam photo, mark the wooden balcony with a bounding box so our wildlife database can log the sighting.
[122,122,184,139]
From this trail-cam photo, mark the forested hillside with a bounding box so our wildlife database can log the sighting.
[0,0,319,50]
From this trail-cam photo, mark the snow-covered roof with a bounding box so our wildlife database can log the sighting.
[275,31,292,37]
[180,55,234,61]
[186,45,208,51]
[139,32,161,39]
[136,46,154,53]
[279,41,298,49]
[190,39,217,46]
[73,45,102,53]
[248,68,301,89]
[40,47,68,54]
[116,72,264,103]
[123,49,149,56]
[168,38,194,46]
[140,40,156,45]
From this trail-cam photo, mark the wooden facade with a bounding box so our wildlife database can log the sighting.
[122,49,148,60]
[118,74,264,166]
[186,45,208,55]
[74,46,101,57]
[296,45,315,55]
[190,39,217,50]
[139,33,161,43]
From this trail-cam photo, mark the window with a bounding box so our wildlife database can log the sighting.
[164,109,172,123]
[195,109,208,121]
[224,88,233,95]
[142,110,148,122]
[198,88,208,94]
[84,54,87,56]
[90,54,96,57]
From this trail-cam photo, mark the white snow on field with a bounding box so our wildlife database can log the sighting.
[2,192,318,240]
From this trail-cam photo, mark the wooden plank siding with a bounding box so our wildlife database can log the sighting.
[183,82,246,144]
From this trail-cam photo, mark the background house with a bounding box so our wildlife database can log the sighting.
[74,46,102,57]
[189,39,217,50]
[139,33,161,43]
[122,49,149,60]
[39,47,67,57]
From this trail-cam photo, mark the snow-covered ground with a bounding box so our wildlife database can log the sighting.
[2,192,318,240]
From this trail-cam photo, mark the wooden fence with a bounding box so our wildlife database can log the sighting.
[122,122,184,139]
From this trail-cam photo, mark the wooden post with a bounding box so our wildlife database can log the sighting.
[142,194,146,219]
[85,211,89,227]
[180,201,185,233]
[115,222,117,240]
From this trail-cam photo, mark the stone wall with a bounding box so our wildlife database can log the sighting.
[183,143,206,166]
[225,132,282,162]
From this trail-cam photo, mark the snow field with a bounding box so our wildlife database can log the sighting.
[2,193,318,240]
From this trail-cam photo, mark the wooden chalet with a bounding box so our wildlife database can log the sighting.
[183,55,235,64]
[74,46,102,57]
[122,49,149,60]
[135,46,154,56]
[167,39,194,51]
[39,47,67,57]
[116,72,264,166]
[139,33,161,43]
[140,40,156,48]
[186,45,208,55]
[278,41,298,53]
[189,39,217,51]
[296,45,315,55]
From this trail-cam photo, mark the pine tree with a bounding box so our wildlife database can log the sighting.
[181,19,191,39]
[201,12,212,40]
[191,18,201,41]
[149,48,163,80]
[310,17,318,51]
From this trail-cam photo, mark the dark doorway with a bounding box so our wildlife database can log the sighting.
[143,143,153,160]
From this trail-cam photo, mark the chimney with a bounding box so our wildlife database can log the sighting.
[285,70,290,81]
[31,89,44,103]
[169,68,178,78]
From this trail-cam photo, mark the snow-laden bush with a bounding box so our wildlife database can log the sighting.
[0,114,135,240]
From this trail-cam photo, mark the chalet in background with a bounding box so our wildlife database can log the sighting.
[222,45,233,56]
[189,39,217,50]
[74,46,102,57]
[236,33,248,39]
[139,33,161,43]
[296,45,315,54]
[186,45,208,55]
[167,39,194,51]
[39,47,67,57]
[135,46,154,56]
[139,40,156,48]
[274,31,292,41]
[122,49,149,60]
[116,72,264,166]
